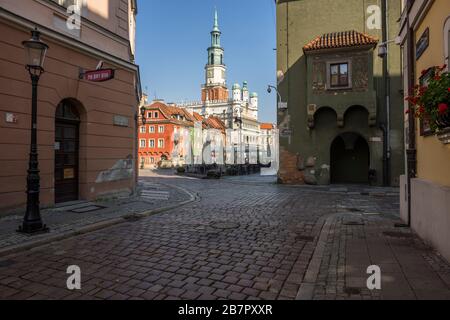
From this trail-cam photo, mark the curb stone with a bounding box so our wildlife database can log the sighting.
[0,182,199,259]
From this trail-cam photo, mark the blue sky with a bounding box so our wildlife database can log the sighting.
[135,0,277,124]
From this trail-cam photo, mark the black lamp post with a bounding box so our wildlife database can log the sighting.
[140,106,147,125]
[18,29,49,234]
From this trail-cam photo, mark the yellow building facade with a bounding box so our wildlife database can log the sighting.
[399,0,450,263]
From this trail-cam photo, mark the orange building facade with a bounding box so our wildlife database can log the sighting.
[138,101,227,168]
[0,1,141,211]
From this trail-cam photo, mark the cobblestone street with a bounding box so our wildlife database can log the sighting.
[0,171,449,300]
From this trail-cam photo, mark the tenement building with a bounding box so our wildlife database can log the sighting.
[0,0,141,210]
[398,0,450,262]
[276,0,404,186]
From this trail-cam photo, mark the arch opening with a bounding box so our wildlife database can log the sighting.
[330,132,370,184]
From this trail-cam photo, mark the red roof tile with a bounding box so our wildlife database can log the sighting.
[260,123,274,130]
[303,30,378,52]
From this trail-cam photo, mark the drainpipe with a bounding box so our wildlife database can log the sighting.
[405,3,417,227]
[381,0,391,186]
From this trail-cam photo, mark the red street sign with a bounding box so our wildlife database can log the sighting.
[84,69,115,82]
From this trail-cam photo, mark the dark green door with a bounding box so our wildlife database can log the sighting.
[330,134,369,184]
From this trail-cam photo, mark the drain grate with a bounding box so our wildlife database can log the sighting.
[123,214,143,222]
[210,221,240,230]
[344,287,361,295]
[383,231,414,239]
[70,205,106,213]
[343,221,365,226]
[0,260,16,268]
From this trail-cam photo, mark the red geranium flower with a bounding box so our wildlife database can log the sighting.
[448,88,450,93]
[438,103,449,115]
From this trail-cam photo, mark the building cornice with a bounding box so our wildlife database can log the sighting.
[0,7,138,72]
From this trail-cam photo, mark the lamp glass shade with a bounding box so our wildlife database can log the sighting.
[22,32,48,69]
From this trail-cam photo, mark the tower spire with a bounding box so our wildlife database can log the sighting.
[213,8,219,31]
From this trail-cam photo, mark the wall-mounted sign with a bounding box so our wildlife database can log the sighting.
[280,128,293,137]
[84,69,115,82]
[5,113,18,123]
[416,28,429,61]
[64,168,75,179]
[278,102,288,110]
[113,115,129,127]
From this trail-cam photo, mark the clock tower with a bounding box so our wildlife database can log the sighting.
[202,9,229,102]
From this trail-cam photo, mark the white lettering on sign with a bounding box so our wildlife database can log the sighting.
[367,5,381,30]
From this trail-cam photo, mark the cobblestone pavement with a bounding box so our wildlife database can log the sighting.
[0,171,449,300]
[0,180,191,251]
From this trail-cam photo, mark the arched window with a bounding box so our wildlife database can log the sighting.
[56,100,80,122]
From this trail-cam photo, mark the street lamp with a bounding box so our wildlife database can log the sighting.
[140,106,147,125]
[18,28,49,234]
[268,85,286,110]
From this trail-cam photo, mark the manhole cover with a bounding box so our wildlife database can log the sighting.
[344,287,361,295]
[0,260,16,268]
[296,235,315,242]
[210,221,240,230]
[383,231,414,239]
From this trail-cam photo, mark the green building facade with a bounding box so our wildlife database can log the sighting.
[276,0,404,186]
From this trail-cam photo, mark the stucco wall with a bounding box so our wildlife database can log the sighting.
[1,0,132,62]
[0,22,137,211]
[276,0,404,186]
[414,0,450,187]
[410,178,450,263]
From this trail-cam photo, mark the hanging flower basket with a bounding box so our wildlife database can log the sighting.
[405,65,450,134]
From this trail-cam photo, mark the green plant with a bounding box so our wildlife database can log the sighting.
[406,65,450,133]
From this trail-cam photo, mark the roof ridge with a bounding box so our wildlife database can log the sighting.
[303,30,379,52]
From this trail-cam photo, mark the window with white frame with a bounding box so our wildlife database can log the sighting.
[140,126,146,133]
[154,112,159,118]
[139,139,146,148]
[158,139,164,148]
[147,112,152,119]
[149,126,155,133]
[149,139,155,148]
[151,157,155,164]
[158,125,165,133]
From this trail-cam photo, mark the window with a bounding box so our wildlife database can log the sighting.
[149,126,155,133]
[52,0,80,9]
[158,125,165,133]
[139,139,146,148]
[140,126,146,133]
[151,157,155,164]
[154,112,159,118]
[158,139,164,148]
[330,63,349,88]
[149,139,155,148]
[147,112,152,119]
